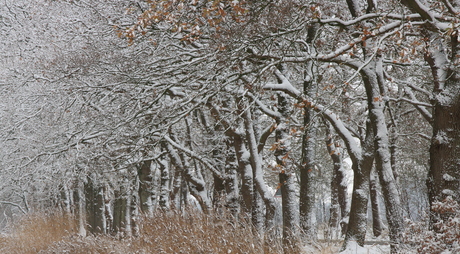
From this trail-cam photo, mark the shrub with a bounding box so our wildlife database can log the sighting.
[403,197,460,254]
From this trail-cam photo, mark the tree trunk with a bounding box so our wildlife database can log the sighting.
[165,140,212,213]
[243,108,276,232]
[343,121,374,247]
[299,69,318,237]
[299,110,318,237]
[138,160,154,216]
[130,180,139,237]
[252,188,265,233]
[112,187,127,235]
[275,92,299,248]
[361,59,403,251]
[425,30,460,227]
[84,175,106,234]
[369,168,383,237]
[225,139,240,216]
[73,181,86,236]
[158,157,170,210]
[234,134,253,216]
[104,184,113,234]
[170,165,183,210]
[279,172,298,249]
[213,174,226,209]
[59,184,71,214]
[326,128,348,238]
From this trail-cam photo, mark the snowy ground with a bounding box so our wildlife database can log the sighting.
[302,239,390,254]
[341,241,390,254]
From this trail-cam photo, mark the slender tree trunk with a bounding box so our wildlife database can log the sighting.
[60,184,72,214]
[170,165,183,210]
[130,179,139,237]
[275,92,299,249]
[361,58,403,251]
[252,188,265,233]
[112,186,128,236]
[165,140,211,213]
[326,128,348,238]
[342,120,374,248]
[225,139,240,216]
[234,134,253,216]
[299,45,319,237]
[180,172,189,210]
[158,157,170,210]
[138,160,154,216]
[73,181,86,236]
[243,108,276,231]
[299,93,318,237]
[213,174,226,209]
[369,168,383,237]
[104,184,113,234]
[279,172,298,250]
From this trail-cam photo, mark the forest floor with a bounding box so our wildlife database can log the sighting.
[0,211,394,254]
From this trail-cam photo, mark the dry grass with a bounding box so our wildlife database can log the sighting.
[0,209,339,253]
[0,212,77,254]
[133,211,283,254]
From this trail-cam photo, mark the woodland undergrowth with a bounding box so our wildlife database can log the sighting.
[402,197,460,254]
[0,209,338,254]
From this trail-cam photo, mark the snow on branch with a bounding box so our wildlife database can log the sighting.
[163,135,224,181]
[400,0,452,31]
[245,92,282,119]
[263,70,362,160]
[282,21,403,63]
[264,69,301,97]
[0,201,27,214]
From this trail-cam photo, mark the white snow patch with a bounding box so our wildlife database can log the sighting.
[343,157,352,168]
[442,189,456,196]
[436,93,453,105]
[241,150,250,163]
[434,131,450,145]
[355,189,367,198]
[340,241,389,254]
[443,173,456,181]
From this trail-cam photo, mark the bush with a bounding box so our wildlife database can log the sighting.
[403,197,460,254]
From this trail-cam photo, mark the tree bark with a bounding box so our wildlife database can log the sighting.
[165,139,212,213]
[343,121,374,248]
[299,61,318,237]
[243,108,277,232]
[225,138,240,216]
[112,184,128,236]
[361,58,403,251]
[425,30,460,227]
[73,181,86,236]
[369,168,383,237]
[84,174,106,234]
[158,157,170,210]
[275,92,299,248]
[138,160,154,216]
[234,134,253,216]
[326,128,349,238]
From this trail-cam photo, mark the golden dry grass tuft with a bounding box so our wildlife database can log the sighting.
[0,212,77,254]
[134,210,283,253]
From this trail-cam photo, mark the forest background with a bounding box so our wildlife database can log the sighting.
[0,0,459,253]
